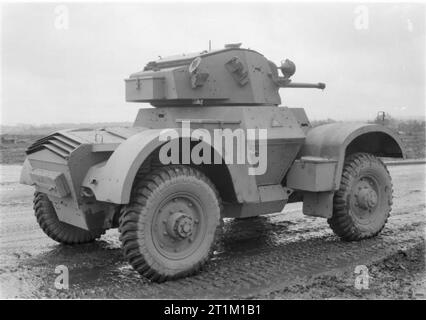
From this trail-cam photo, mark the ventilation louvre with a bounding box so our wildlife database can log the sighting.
[26,133,81,159]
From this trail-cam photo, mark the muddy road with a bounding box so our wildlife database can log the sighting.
[0,164,425,299]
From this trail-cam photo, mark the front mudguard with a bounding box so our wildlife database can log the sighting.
[300,122,405,190]
[290,123,405,218]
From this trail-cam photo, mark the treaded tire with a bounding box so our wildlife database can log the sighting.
[119,165,222,282]
[34,192,104,244]
[328,153,393,241]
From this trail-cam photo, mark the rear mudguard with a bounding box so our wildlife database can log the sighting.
[81,128,260,204]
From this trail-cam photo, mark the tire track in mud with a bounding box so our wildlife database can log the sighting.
[9,209,422,299]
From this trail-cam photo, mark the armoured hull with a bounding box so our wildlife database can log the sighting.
[21,106,310,227]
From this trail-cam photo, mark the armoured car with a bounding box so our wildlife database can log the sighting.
[20,44,405,282]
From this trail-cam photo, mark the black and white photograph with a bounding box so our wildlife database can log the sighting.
[0,0,425,305]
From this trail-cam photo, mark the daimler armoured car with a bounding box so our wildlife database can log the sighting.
[21,44,405,282]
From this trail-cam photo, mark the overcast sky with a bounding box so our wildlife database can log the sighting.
[1,2,425,125]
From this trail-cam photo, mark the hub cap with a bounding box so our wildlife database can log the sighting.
[357,186,378,210]
[152,193,205,260]
[351,176,380,223]
[167,212,194,239]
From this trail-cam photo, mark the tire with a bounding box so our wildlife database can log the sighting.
[119,165,222,282]
[34,192,104,244]
[328,153,393,241]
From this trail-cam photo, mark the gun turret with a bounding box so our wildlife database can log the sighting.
[125,44,325,107]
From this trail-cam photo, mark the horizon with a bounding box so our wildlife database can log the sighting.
[1,113,426,128]
[1,113,425,131]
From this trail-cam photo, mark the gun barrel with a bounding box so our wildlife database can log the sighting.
[283,82,326,90]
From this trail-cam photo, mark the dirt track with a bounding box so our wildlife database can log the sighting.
[0,164,425,299]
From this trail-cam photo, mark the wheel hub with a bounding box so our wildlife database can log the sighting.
[153,194,205,258]
[166,212,194,239]
[354,182,378,210]
[358,188,378,209]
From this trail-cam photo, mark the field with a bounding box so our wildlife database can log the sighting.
[0,135,44,164]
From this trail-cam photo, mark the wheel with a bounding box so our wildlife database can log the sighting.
[33,192,104,244]
[328,153,393,241]
[119,165,222,282]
